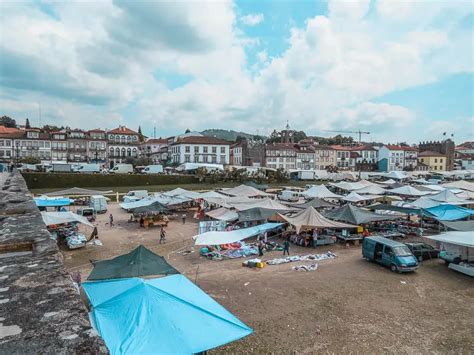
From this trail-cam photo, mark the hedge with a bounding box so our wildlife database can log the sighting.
[22,172,199,189]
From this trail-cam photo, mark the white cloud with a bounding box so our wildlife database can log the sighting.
[240,13,264,26]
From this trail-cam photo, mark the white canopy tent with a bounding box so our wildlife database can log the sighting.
[442,180,474,192]
[355,185,388,195]
[428,190,470,205]
[205,208,239,222]
[41,211,94,227]
[163,188,201,199]
[330,181,367,191]
[383,171,410,180]
[427,231,474,248]
[389,186,431,197]
[342,192,382,203]
[303,184,342,199]
[221,185,270,198]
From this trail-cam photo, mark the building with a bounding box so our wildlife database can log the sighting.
[332,145,352,170]
[456,142,474,155]
[419,139,455,171]
[169,136,230,165]
[403,147,418,170]
[295,145,315,170]
[313,145,336,170]
[265,143,297,171]
[230,138,251,166]
[107,126,140,167]
[87,129,108,163]
[140,138,168,164]
[350,145,379,171]
[66,129,88,162]
[377,145,407,172]
[50,131,68,162]
[454,151,474,170]
[0,134,14,163]
[12,129,51,163]
[417,151,447,171]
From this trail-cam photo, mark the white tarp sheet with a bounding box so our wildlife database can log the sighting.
[194,223,283,245]
[427,231,474,248]
[41,211,93,227]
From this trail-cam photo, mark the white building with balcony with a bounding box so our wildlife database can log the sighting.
[170,136,230,165]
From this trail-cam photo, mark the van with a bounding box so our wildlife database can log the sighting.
[143,165,164,174]
[109,164,133,174]
[76,164,101,173]
[123,190,148,203]
[362,236,419,273]
[89,195,108,213]
[278,190,299,202]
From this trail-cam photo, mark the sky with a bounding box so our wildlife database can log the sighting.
[0,0,473,144]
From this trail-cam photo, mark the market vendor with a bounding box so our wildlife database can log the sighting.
[140,217,144,227]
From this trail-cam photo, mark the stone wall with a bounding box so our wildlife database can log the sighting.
[0,171,107,353]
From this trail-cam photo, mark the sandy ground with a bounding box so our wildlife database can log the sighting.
[63,202,474,354]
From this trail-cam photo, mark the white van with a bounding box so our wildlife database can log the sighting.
[143,165,163,174]
[109,164,134,174]
[278,190,300,202]
[90,195,108,213]
[123,190,148,203]
[76,164,101,173]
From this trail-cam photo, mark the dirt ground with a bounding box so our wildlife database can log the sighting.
[63,202,474,354]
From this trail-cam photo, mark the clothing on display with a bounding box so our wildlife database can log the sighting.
[266,251,337,265]
[292,263,318,272]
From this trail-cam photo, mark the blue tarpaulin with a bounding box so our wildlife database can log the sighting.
[34,197,71,207]
[423,204,474,221]
[82,275,253,354]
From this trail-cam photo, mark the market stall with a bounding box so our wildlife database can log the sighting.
[41,211,93,249]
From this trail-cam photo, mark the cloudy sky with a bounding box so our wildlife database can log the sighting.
[0,0,472,143]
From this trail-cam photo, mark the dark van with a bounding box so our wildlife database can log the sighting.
[363,236,419,273]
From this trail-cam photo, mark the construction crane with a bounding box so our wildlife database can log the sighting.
[324,130,370,144]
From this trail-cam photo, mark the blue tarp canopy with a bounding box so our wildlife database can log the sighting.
[83,275,252,354]
[423,204,474,221]
[34,197,71,207]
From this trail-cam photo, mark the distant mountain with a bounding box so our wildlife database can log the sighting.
[201,129,257,142]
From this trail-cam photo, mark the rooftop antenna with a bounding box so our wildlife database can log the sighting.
[38,103,42,127]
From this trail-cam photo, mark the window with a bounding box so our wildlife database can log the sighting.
[220,155,226,163]
[203,146,208,153]
[185,146,190,153]
[212,156,217,163]
[121,148,126,157]
[127,148,132,157]
[434,158,438,163]
[384,246,393,255]
[212,146,217,154]
[185,155,190,163]
[220,147,225,153]
[194,146,199,153]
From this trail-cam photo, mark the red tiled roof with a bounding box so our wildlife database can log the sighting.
[313,145,334,150]
[88,129,105,133]
[384,144,417,151]
[418,151,445,157]
[173,136,230,145]
[0,125,20,134]
[108,126,139,135]
[145,139,167,144]
[330,145,352,151]
[266,143,297,150]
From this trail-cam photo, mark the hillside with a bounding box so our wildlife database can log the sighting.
[201,129,256,141]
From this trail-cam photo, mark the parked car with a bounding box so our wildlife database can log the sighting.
[278,190,299,202]
[143,165,164,174]
[404,243,439,261]
[109,164,134,174]
[75,163,101,173]
[363,236,419,273]
[77,207,96,222]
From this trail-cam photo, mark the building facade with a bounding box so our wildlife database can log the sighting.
[87,129,108,163]
[419,139,455,171]
[107,126,140,167]
[140,138,168,164]
[417,151,447,171]
[50,131,68,162]
[314,145,336,170]
[378,145,407,172]
[265,143,297,171]
[0,135,14,163]
[170,136,230,165]
[67,129,88,162]
[332,145,352,170]
[13,129,51,163]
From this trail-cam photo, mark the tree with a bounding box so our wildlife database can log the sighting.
[138,126,145,142]
[25,118,31,129]
[42,124,63,132]
[0,116,17,128]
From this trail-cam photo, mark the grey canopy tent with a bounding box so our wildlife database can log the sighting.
[133,201,170,216]
[323,204,399,225]
[87,245,179,281]
[440,220,474,232]
[237,207,282,222]
[293,198,336,209]
[46,187,113,196]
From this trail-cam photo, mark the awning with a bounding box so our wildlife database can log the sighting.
[237,208,281,222]
[82,275,252,354]
[440,220,474,232]
[423,204,474,221]
[205,207,239,222]
[426,231,474,248]
[194,222,283,245]
[35,197,72,207]
[441,180,474,192]
[41,211,93,227]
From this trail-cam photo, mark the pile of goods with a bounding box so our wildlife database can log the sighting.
[200,242,258,260]
[242,258,266,269]
[266,251,337,265]
[66,233,87,249]
[292,263,318,272]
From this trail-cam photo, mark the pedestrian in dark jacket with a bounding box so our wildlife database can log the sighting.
[283,240,290,256]
[160,226,166,244]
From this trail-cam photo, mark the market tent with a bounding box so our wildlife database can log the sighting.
[355,185,388,195]
[87,245,179,281]
[330,181,367,191]
[367,203,421,215]
[132,201,169,216]
[342,192,382,203]
[194,223,283,245]
[120,197,155,210]
[292,198,336,209]
[235,198,294,212]
[423,205,474,221]
[412,178,430,185]
[457,190,474,200]
[163,188,201,199]
[221,184,270,197]
[303,184,342,199]
[83,275,252,354]
[389,185,430,197]
[46,187,113,196]
[440,220,474,232]
[428,190,470,205]
[379,179,396,185]
[441,180,474,192]
[41,211,93,227]
[277,207,356,233]
[34,197,72,207]
[426,231,474,248]
[323,204,399,225]
[237,208,281,222]
[384,171,409,180]
[205,207,239,222]
[244,181,268,191]
[202,196,258,209]
[199,191,226,198]
[417,184,446,192]
[409,196,441,209]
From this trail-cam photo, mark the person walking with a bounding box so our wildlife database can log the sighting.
[283,239,290,256]
[181,213,186,224]
[159,226,166,244]
[258,240,264,257]
[109,214,114,227]
[90,225,98,240]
